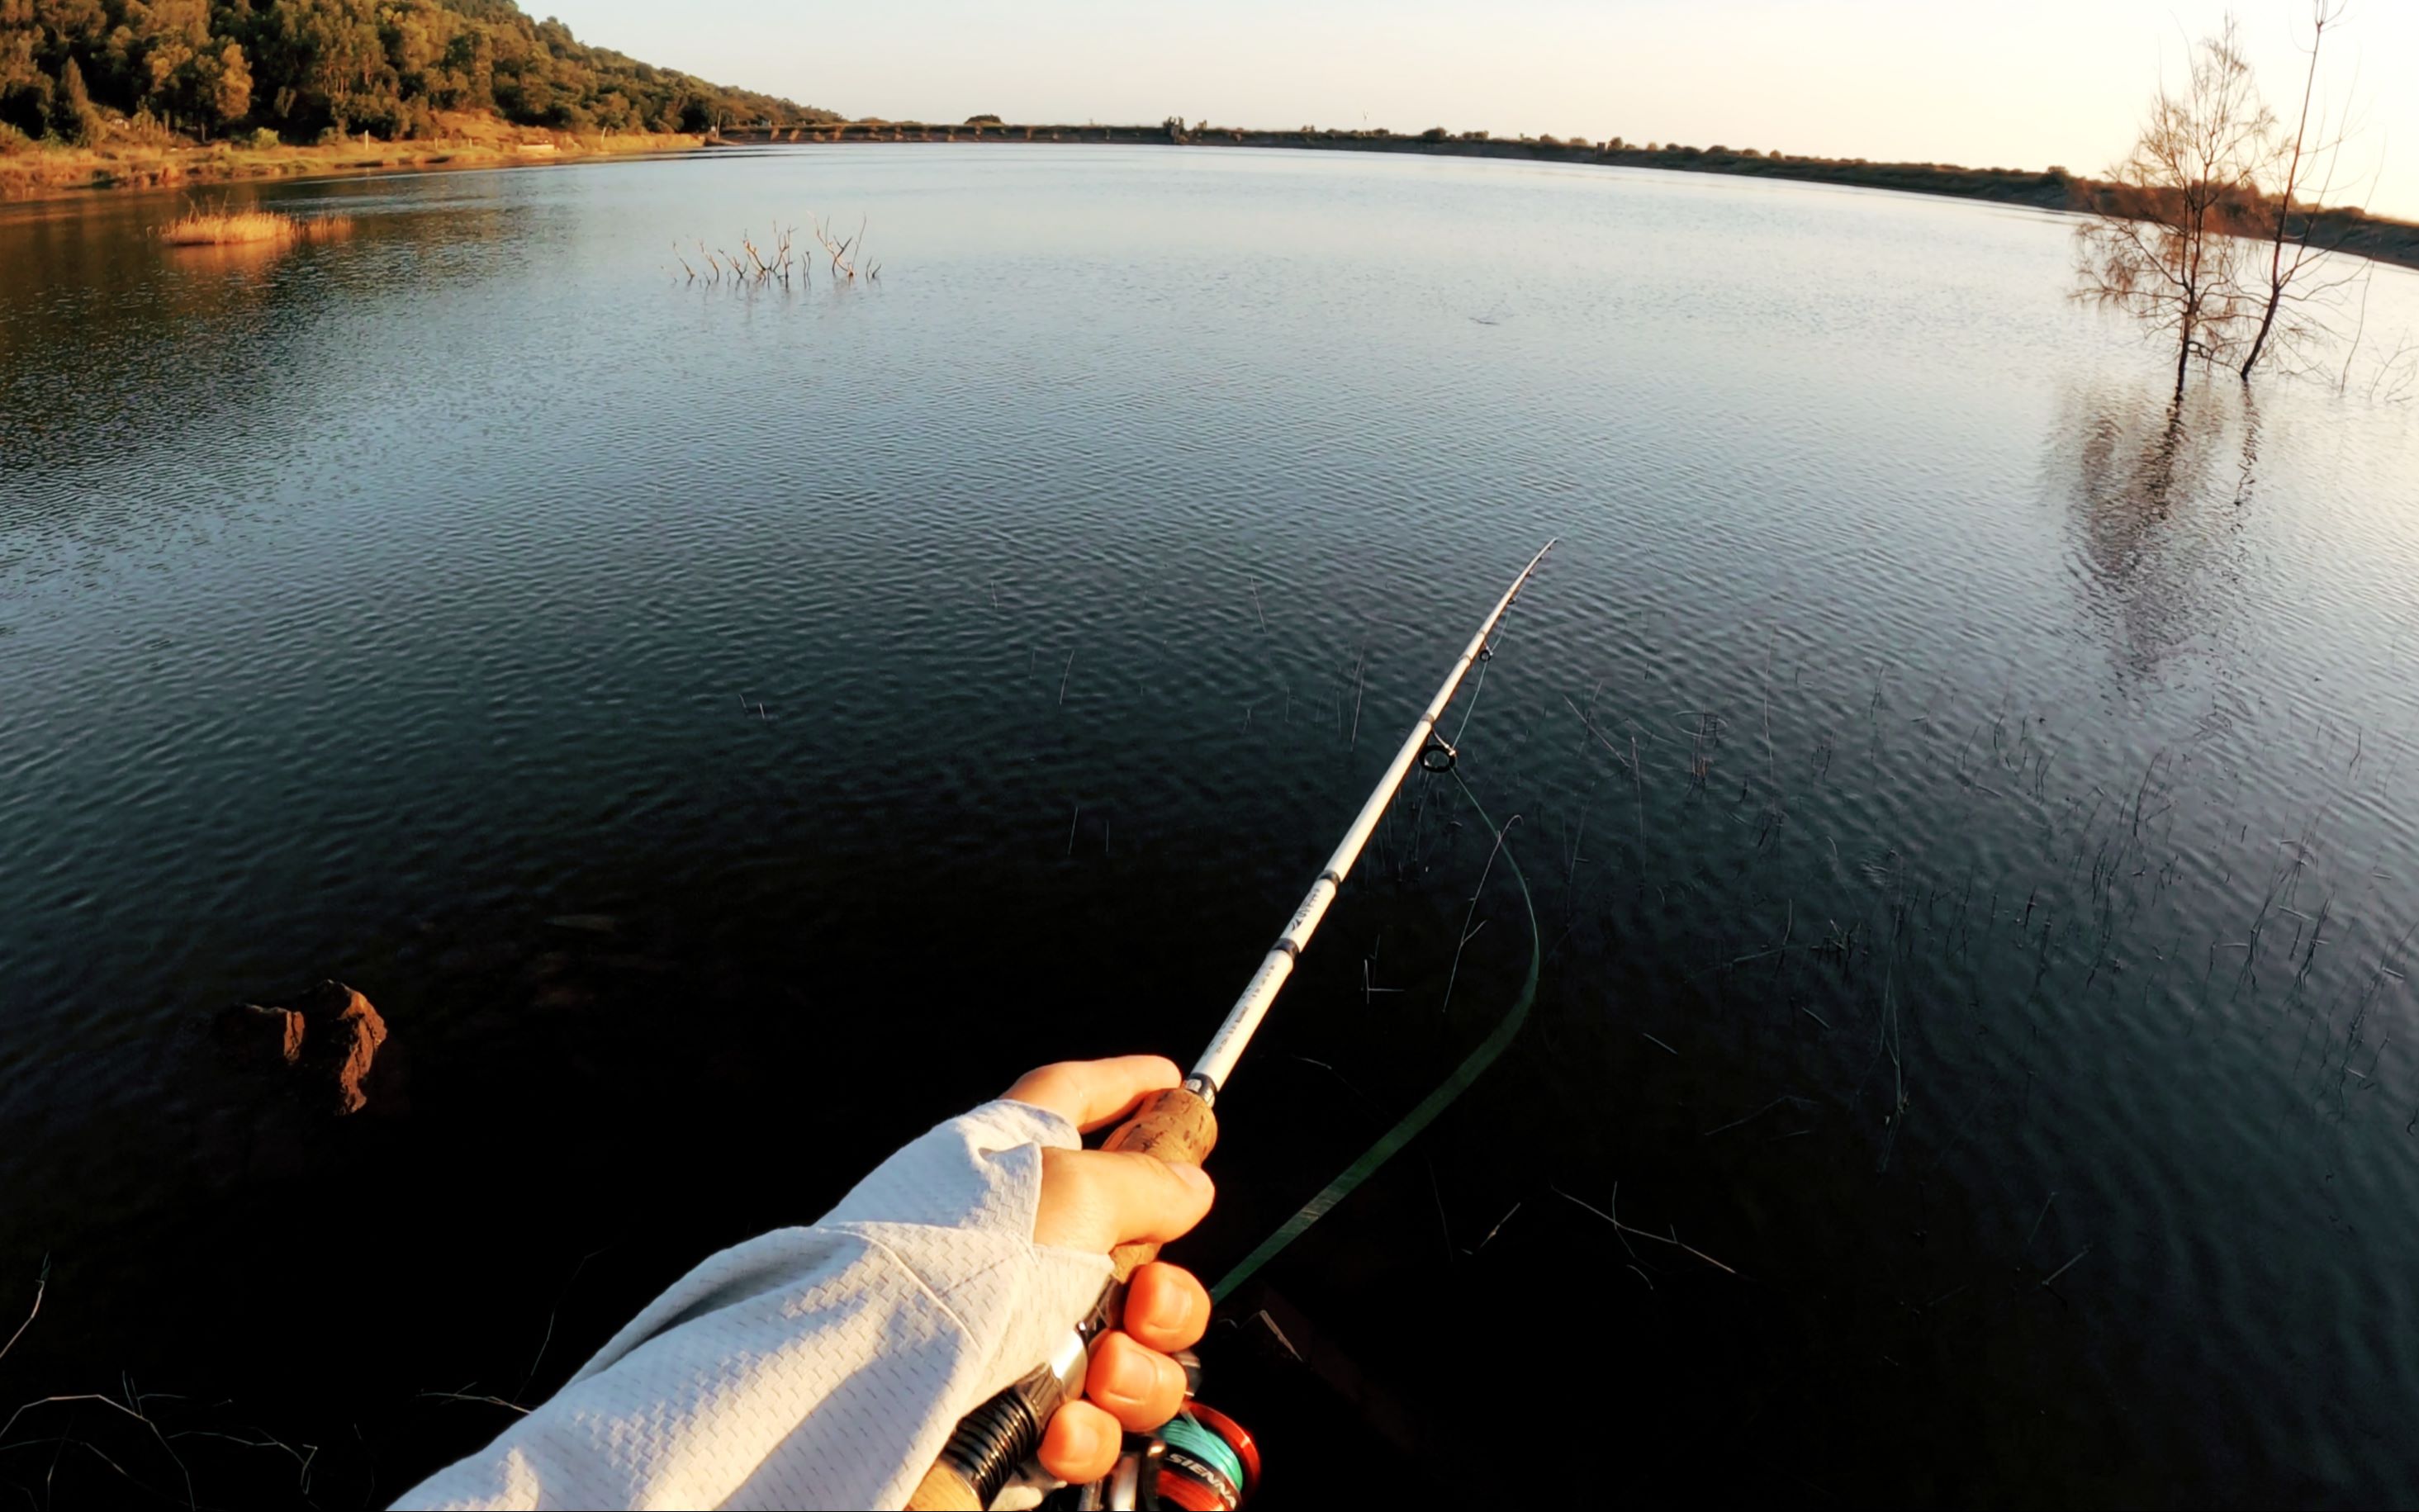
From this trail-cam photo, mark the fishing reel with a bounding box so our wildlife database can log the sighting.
[1068,1398,1259,1511]
[935,1306,1259,1512]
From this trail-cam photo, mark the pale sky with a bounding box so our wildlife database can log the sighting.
[544,0,2418,218]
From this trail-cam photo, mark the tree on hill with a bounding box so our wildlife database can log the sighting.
[50,53,99,142]
[0,0,837,142]
[210,42,251,134]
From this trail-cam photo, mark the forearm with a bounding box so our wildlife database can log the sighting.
[393,1102,1112,1512]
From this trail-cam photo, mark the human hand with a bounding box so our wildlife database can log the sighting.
[1002,1056,1216,1486]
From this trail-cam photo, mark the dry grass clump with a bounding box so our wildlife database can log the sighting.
[159,209,351,246]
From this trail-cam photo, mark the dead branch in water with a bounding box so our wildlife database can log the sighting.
[0,1257,43,1367]
[417,1386,531,1415]
[808,213,879,279]
[681,215,879,287]
[1552,1183,1738,1276]
[811,213,858,279]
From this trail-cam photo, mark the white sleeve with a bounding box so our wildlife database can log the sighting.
[391,1099,1114,1511]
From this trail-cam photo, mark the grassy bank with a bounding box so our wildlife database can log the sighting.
[717,120,2419,277]
[0,122,703,204]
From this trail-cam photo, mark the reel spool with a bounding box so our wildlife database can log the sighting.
[1150,1404,1259,1510]
[1066,1403,1259,1511]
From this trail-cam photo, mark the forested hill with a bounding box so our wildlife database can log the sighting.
[0,0,838,144]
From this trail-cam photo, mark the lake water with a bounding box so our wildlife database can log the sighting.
[4,145,2418,1507]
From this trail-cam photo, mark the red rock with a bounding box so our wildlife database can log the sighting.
[218,979,388,1115]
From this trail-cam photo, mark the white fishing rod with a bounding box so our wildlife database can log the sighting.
[909,539,1558,1511]
[1187,536,1558,1102]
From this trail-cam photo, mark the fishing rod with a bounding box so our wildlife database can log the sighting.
[908,539,1558,1512]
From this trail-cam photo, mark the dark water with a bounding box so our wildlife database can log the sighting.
[5,145,2419,1507]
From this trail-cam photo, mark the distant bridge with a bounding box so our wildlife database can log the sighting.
[708,123,1171,146]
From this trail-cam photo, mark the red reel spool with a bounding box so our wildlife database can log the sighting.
[1151,1402,1260,1510]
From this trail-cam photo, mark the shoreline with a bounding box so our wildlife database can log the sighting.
[0,130,706,206]
[11,119,2417,277]
[716,121,2419,277]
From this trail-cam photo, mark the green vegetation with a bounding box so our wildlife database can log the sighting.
[0,0,837,146]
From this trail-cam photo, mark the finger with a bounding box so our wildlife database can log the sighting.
[1120,1262,1211,1354]
[1032,1146,1215,1253]
[1003,1055,1183,1132]
[1084,1330,1188,1434]
[1037,1399,1122,1485]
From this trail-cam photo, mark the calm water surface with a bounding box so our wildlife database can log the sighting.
[4,146,2419,1506]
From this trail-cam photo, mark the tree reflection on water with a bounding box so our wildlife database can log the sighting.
[2055,380,2261,671]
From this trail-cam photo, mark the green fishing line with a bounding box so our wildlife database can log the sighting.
[1160,1411,1248,1493]
[1212,766,1540,1301]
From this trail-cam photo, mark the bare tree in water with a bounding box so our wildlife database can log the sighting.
[2075,18,2273,397]
[2237,2,2369,380]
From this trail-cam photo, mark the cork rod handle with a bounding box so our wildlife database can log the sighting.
[1101,1085,1220,1281]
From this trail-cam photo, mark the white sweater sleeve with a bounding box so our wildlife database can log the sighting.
[391,1099,1114,1511]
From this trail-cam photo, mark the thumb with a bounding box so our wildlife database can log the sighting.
[1033,1146,1216,1254]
